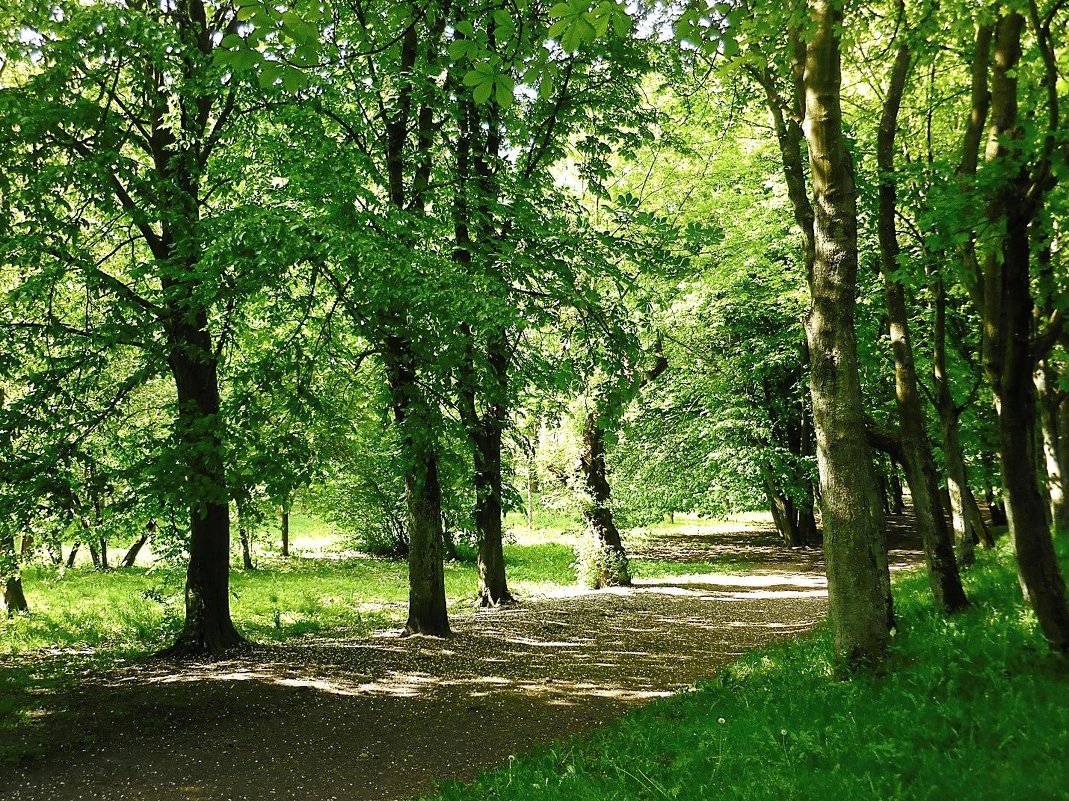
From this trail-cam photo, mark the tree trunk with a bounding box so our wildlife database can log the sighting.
[473,423,512,606]
[982,12,1069,654]
[87,531,101,570]
[122,529,150,568]
[384,337,451,637]
[66,540,79,569]
[764,470,804,547]
[527,465,535,528]
[237,505,255,571]
[45,534,63,566]
[280,499,290,557]
[964,483,995,549]
[877,33,967,613]
[803,0,892,669]
[163,335,244,657]
[1,532,28,615]
[1037,363,1069,532]
[579,411,631,587]
[933,276,980,564]
[19,535,33,559]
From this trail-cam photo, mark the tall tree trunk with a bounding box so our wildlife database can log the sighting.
[877,33,967,613]
[1037,363,1069,532]
[933,276,980,563]
[803,0,893,669]
[1,532,28,615]
[982,12,1069,653]
[579,411,631,587]
[19,534,33,559]
[164,335,244,656]
[384,337,450,637]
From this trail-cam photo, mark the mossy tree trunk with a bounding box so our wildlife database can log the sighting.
[579,411,631,588]
[803,0,893,669]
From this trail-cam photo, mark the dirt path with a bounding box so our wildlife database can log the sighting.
[0,525,922,801]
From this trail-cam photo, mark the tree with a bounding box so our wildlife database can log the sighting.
[802,0,894,668]
[0,0,305,654]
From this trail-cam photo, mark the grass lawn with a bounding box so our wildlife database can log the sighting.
[0,513,746,657]
[426,537,1069,801]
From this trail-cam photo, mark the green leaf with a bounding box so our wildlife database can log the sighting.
[495,74,515,108]
[473,79,493,105]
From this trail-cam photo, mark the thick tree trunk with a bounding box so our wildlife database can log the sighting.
[457,330,513,607]
[982,12,1069,654]
[384,337,451,637]
[163,335,244,657]
[803,0,892,669]
[473,423,512,606]
[1037,363,1069,532]
[579,411,631,587]
[877,35,967,613]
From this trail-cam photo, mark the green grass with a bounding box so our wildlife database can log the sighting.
[426,539,1069,801]
[0,545,742,656]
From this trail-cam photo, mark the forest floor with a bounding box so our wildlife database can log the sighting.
[0,518,925,801]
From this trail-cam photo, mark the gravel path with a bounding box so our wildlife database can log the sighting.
[0,525,922,801]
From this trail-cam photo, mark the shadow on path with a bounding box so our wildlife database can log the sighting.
[0,523,924,801]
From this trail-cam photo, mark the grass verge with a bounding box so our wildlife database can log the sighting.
[427,539,1069,801]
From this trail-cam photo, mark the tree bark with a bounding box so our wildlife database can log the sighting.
[876,32,967,613]
[163,331,244,656]
[384,337,451,637]
[473,421,512,606]
[579,411,631,587]
[803,0,893,669]
[981,12,1069,653]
